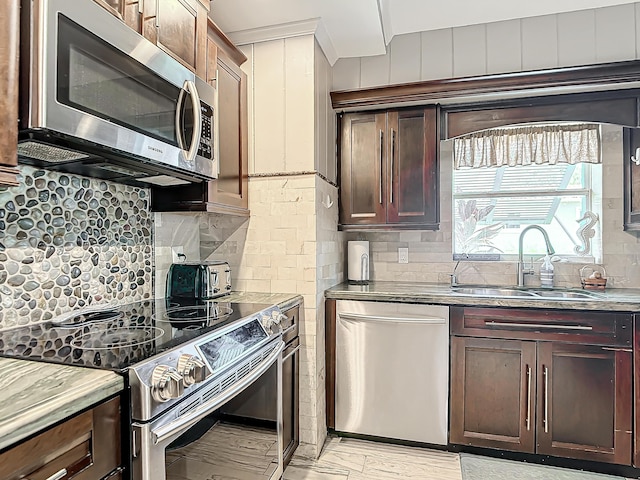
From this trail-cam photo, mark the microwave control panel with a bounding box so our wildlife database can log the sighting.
[198,102,214,160]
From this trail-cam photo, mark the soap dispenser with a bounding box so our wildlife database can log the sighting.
[540,255,554,287]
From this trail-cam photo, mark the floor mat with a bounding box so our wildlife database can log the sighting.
[460,454,625,480]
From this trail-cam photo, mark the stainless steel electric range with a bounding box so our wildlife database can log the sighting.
[0,298,287,480]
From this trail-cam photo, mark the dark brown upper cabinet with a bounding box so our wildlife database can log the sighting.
[624,127,640,230]
[93,0,144,33]
[0,0,20,186]
[338,106,439,230]
[94,0,208,76]
[151,20,249,215]
[142,0,209,77]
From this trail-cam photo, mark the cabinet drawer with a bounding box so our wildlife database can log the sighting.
[451,307,632,347]
[0,396,121,480]
[281,304,300,344]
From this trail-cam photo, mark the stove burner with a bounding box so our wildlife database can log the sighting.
[71,326,165,349]
[51,309,124,328]
[158,304,233,323]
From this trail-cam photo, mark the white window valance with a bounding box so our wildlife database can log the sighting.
[454,124,601,170]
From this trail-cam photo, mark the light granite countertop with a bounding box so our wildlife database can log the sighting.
[224,291,304,312]
[325,281,640,312]
[0,358,124,451]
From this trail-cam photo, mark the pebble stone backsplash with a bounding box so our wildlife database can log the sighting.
[0,166,153,329]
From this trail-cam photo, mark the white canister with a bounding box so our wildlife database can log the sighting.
[348,241,370,284]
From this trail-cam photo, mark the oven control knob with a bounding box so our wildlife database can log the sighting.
[177,354,208,386]
[260,314,273,329]
[151,365,184,402]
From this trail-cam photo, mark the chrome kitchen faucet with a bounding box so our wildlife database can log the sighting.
[517,225,555,287]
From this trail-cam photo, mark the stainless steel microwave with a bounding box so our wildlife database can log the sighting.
[18,0,218,187]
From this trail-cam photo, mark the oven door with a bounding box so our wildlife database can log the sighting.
[22,0,217,180]
[132,340,284,480]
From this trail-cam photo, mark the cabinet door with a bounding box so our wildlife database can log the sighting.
[94,0,142,32]
[450,336,536,453]
[536,342,632,465]
[0,396,121,480]
[624,128,640,230]
[339,112,387,225]
[282,338,300,467]
[144,0,205,72]
[0,0,20,186]
[386,107,439,226]
[206,49,249,213]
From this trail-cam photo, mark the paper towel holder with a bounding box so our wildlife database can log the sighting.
[348,241,370,284]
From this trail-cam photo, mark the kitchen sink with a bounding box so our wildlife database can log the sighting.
[450,286,606,300]
[450,287,539,297]
[529,289,606,299]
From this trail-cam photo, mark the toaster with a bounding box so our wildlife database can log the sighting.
[166,261,231,299]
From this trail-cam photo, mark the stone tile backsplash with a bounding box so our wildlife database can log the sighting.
[0,167,153,329]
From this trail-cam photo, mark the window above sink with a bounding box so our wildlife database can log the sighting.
[452,123,603,263]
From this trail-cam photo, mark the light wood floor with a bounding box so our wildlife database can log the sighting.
[285,435,462,480]
[165,421,462,480]
[164,423,635,479]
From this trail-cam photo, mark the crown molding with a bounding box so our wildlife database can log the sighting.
[227,18,320,46]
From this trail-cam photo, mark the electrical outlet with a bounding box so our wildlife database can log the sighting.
[171,246,185,263]
[398,247,409,264]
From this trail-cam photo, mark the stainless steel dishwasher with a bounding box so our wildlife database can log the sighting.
[335,300,449,445]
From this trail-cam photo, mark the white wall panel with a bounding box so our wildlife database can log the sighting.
[522,15,558,70]
[314,41,336,182]
[284,36,315,172]
[238,45,255,174]
[390,33,421,84]
[360,53,391,87]
[254,40,286,174]
[453,24,487,77]
[421,29,453,80]
[332,57,361,91]
[333,4,640,91]
[558,10,596,66]
[486,20,522,74]
[596,4,636,62]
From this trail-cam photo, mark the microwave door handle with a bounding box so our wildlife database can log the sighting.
[175,85,187,150]
[184,80,202,161]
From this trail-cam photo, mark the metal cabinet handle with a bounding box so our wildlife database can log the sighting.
[525,365,532,431]
[340,312,446,325]
[543,365,549,434]
[31,469,67,480]
[379,129,384,204]
[155,0,159,27]
[390,128,395,204]
[281,323,296,336]
[138,0,144,15]
[484,321,593,331]
[283,345,300,362]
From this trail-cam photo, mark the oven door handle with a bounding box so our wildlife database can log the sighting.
[151,340,284,445]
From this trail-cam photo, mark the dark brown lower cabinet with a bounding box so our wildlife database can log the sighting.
[0,396,122,480]
[536,343,632,464]
[450,307,633,466]
[450,337,536,452]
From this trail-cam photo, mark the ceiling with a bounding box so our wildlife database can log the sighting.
[210,0,639,65]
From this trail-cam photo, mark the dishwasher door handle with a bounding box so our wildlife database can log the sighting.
[339,312,446,325]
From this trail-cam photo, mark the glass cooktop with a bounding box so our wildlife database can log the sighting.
[0,299,275,371]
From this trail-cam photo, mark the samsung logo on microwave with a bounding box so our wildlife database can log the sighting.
[147,145,164,155]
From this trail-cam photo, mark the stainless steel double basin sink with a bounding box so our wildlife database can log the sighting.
[449,286,606,300]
